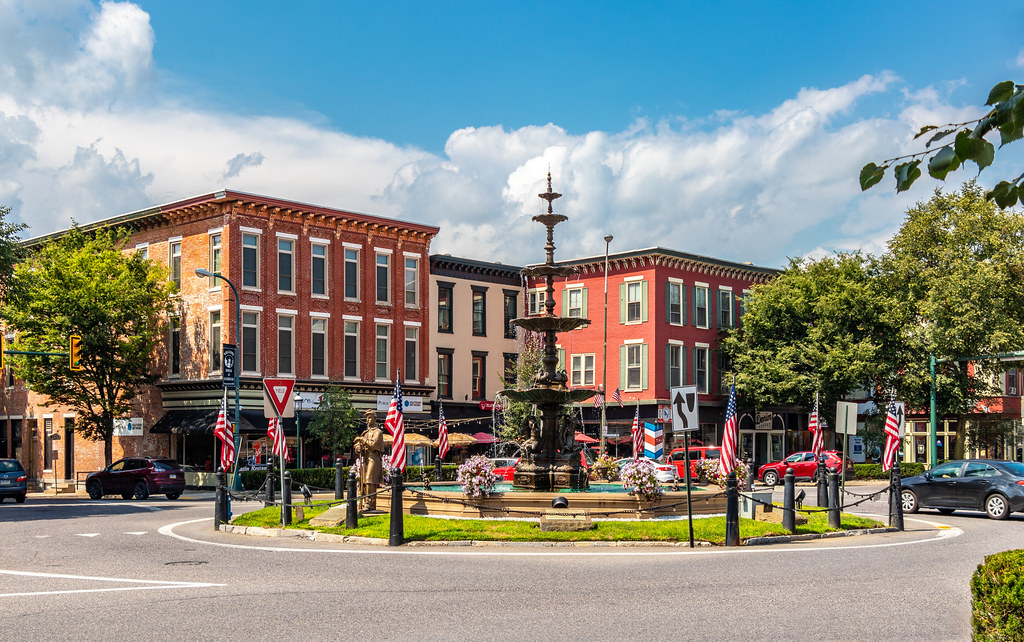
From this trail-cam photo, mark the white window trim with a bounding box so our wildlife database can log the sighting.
[625,344,644,391]
[404,320,422,327]
[207,305,223,312]
[403,251,422,259]
[719,285,733,292]
[695,341,710,348]
[667,280,685,326]
[208,226,223,235]
[241,229,263,292]
[240,304,263,312]
[277,237,296,295]
[277,314,296,377]
[342,241,361,249]
[374,247,394,255]
[695,284,711,329]
[695,281,709,288]
[668,277,686,286]
[342,314,362,321]
[310,240,330,299]
[668,339,686,346]
[309,237,331,245]
[276,308,298,315]
[344,320,360,382]
[625,281,644,325]
[168,235,183,243]
[374,318,394,324]
[275,231,299,241]
[310,311,331,319]
[623,275,643,282]
[239,226,263,235]
[624,338,644,345]
[135,242,149,251]
[565,283,584,290]
[310,317,329,380]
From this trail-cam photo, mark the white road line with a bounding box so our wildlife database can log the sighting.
[159,516,962,557]
[0,569,223,598]
[124,531,147,535]
[75,533,100,538]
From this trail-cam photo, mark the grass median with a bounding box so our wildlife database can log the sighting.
[231,505,884,544]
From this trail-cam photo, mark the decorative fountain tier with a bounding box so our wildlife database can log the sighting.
[500,173,596,491]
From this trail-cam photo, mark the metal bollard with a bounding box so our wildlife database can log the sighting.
[783,467,796,533]
[265,465,275,508]
[435,457,443,482]
[725,471,739,546]
[389,472,404,546]
[828,468,840,528]
[335,457,344,500]
[890,459,905,531]
[346,471,358,529]
[281,471,292,526]
[816,460,828,507]
[214,468,226,531]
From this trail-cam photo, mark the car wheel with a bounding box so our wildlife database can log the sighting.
[937,508,955,515]
[901,489,919,513]
[762,470,779,487]
[132,481,150,500]
[166,491,181,500]
[985,493,1010,520]
[86,480,103,500]
[15,493,25,504]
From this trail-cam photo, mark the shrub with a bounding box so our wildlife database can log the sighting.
[620,459,663,502]
[590,454,619,481]
[694,458,749,490]
[853,462,925,480]
[971,548,1024,640]
[456,455,502,498]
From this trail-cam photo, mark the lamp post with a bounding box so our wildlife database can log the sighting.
[195,268,241,489]
[600,234,613,457]
[294,392,303,469]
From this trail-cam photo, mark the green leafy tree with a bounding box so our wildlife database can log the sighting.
[0,226,174,466]
[0,204,26,297]
[496,333,543,444]
[305,386,360,458]
[860,80,1024,205]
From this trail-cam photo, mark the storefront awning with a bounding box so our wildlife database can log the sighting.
[150,408,276,435]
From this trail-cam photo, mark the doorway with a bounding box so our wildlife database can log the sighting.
[745,431,784,470]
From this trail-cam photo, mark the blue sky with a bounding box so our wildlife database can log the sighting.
[2,1,1023,268]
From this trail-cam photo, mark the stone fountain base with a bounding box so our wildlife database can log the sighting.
[512,457,588,491]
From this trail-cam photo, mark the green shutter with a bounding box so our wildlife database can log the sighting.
[557,348,565,373]
[681,285,688,326]
[641,280,648,322]
[561,289,568,318]
[581,288,588,319]
[692,346,699,388]
[713,289,719,328]
[619,345,626,390]
[619,283,626,324]
[681,345,688,386]
[640,343,649,390]
[665,344,671,389]
[692,285,698,326]
[665,282,672,323]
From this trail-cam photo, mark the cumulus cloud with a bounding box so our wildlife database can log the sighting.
[2,0,1020,271]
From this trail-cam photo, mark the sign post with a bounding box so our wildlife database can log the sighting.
[670,385,699,548]
[835,401,858,506]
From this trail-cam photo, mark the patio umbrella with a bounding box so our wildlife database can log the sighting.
[384,432,432,445]
[435,432,477,448]
[574,431,599,444]
[472,432,496,444]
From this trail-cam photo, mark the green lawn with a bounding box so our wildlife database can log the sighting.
[231,506,884,545]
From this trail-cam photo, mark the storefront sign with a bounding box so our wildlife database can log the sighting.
[755,411,773,430]
[376,395,423,412]
[113,417,143,436]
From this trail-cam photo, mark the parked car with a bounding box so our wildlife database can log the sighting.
[0,459,27,503]
[85,457,186,500]
[900,459,1024,520]
[757,450,855,486]
[615,458,678,483]
[667,446,722,479]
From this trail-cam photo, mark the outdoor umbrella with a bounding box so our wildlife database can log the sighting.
[574,431,599,444]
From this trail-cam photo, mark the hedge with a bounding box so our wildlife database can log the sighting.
[238,465,461,491]
[852,462,925,480]
[971,548,1024,640]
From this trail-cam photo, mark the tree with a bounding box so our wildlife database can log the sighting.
[0,205,27,298]
[0,226,174,466]
[305,386,360,458]
[495,333,543,444]
[860,80,1024,206]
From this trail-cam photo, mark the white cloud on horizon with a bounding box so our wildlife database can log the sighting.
[1,1,1019,271]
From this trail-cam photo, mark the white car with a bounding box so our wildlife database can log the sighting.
[615,458,678,483]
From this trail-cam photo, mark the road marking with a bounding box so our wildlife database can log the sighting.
[124,531,147,535]
[159,516,962,557]
[0,569,223,598]
[75,533,100,537]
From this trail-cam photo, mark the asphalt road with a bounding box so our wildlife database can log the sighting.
[0,485,1019,641]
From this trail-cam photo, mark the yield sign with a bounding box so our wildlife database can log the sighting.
[263,378,296,418]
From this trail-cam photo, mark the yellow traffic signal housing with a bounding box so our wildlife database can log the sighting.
[70,335,83,371]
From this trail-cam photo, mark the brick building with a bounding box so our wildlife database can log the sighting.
[0,190,437,487]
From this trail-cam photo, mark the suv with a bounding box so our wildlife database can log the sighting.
[0,459,27,503]
[667,446,722,479]
[757,451,855,486]
[85,457,186,500]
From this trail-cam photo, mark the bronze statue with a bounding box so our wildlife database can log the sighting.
[353,409,384,510]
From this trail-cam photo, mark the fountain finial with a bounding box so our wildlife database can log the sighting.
[538,171,562,215]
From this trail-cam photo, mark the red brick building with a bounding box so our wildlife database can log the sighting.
[0,190,437,487]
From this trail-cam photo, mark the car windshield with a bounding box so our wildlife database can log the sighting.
[0,460,22,472]
[152,460,181,471]
[998,461,1024,476]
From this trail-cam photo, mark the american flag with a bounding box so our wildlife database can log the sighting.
[809,394,823,458]
[386,374,406,472]
[267,417,285,458]
[631,404,642,460]
[593,392,604,408]
[612,387,623,407]
[719,380,738,477]
[213,389,235,472]
[882,392,901,472]
[437,400,450,460]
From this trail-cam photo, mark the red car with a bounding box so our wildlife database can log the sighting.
[667,446,722,479]
[757,451,855,486]
[492,450,594,483]
[85,456,186,500]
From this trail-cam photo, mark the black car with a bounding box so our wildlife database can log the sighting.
[900,459,1024,520]
[85,457,186,500]
[0,459,27,503]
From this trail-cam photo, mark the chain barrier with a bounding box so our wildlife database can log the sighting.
[737,489,884,514]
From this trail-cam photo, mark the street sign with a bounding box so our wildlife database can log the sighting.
[835,401,859,435]
[893,401,906,438]
[263,378,296,418]
[671,385,699,433]
[222,344,236,389]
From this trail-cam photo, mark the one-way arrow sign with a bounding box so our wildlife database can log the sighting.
[671,385,699,433]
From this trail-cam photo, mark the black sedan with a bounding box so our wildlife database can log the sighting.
[900,459,1024,520]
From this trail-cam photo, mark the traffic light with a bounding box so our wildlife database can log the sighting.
[69,335,83,371]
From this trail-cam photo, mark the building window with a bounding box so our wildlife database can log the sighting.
[667,281,684,325]
[209,233,222,286]
[437,350,453,399]
[375,324,390,380]
[628,282,643,322]
[209,311,222,373]
[278,238,294,293]
[571,354,595,387]
[405,326,418,381]
[437,283,453,333]
[472,287,487,336]
[311,243,327,296]
[242,233,260,289]
[667,343,684,389]
[472,353,486,399]
[169,241,181,289]
[719,289,734,328]
[1009,369,1019,396]
[566,288,585,318]
[695,285,710,328]
[242,311,259,373]
[43,417,53,470]
[404,257,418,307]
[695,346,710,394]
[504,290,518,339]
[376,253,390,304]
[278,315,294,375]
[344,321,358,379]
[344,247,359,299]
[169,316,181,376]
[626,344,642,389]
[528,289,546,315]
[311,318,327,377]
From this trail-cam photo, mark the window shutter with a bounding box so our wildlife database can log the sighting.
[561,289,568,318]
[665,344,671,389]
[692,346,698,387]
[692,285,698,326]
[665,282,672,323]
[619,283,626,324]
[619,345,626,390]
[681,345,688,385]
[713,290,719,328]
[557,348,565,373]
[641,343,649,390]
[682,285,688,326]
[581,288,588,319]
[641,280,649,322]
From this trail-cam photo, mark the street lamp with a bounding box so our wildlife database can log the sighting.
[294,392,303,469]
[600,234,613,457]
[195,268,241,488]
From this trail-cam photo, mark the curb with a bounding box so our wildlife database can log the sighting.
[742,526,898,546]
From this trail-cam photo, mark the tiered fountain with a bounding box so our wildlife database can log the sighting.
[500,174,597,491]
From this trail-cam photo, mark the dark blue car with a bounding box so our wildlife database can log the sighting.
[900,459,1024,520]
[0,459,27,503]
